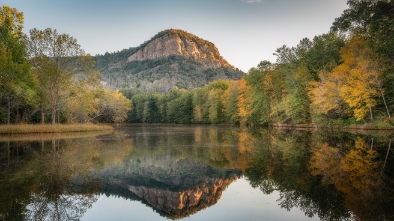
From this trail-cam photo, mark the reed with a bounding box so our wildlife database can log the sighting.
[0,124,113,134]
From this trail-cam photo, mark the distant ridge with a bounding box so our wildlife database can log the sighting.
[95,29,244,92]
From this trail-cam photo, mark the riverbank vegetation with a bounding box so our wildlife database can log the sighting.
[121,0,394,128]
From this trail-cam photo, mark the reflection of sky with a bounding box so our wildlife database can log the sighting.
[81,177,319,221]
[2,0,347,72]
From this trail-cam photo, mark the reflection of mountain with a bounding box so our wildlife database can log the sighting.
[96,156,241,219]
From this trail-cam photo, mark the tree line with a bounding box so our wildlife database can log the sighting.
[1,1,393,126]
[0,6,131,124]
[123,0,394,126]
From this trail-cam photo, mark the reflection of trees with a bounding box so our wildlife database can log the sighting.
[244,129,394,220]
[246,129,394,221]
[124,125,254,171]
[0,131,133,220]
[23,139,100,220]
[310,137,394,221]
[26,193,98,221]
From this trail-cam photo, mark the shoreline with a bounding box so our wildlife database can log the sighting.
[270,123,394,131]
[2,122,394,135]
[0,124,114,134]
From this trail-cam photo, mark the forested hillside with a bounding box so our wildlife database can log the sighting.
[122,0,394,127]
[94,29,244,92]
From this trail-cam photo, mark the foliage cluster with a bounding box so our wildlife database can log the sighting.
[96,54,243,93]
[0,6,132,125]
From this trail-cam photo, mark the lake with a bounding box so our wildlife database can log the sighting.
[0,125,393,220]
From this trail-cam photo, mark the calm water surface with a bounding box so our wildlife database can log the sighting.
[0,125,393,221]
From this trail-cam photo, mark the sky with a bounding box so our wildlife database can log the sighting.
[2,0,348,72]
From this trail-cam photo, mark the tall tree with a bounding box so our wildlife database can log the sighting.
[27,28,99,124]
[332,0,394,103]
[338,36,389,120]
[237,78,251,126]
[0,6,33,124]
[309,36,389,121]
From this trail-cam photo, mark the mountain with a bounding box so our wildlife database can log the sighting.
[94,29,244,92]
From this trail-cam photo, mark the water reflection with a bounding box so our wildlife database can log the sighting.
[0,126,393,220]
[0,131,132,221]
[244,128,394,221]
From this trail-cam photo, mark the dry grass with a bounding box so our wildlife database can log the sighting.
[0,123,114,134]
[0,130,114,142]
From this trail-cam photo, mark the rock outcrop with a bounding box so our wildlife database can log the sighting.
[127,177,238,219]
[94,29,244,92]
[127,29,231,69]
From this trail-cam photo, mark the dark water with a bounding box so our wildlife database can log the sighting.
[0,125,393,221]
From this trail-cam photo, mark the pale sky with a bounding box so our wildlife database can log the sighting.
[2,0,348,72]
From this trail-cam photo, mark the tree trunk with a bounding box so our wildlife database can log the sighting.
[369,106,373,120]
[381,91,391,118]
[374,74,391,118]
[370,138,374,150]
[51,106,56,125]
[41,104,45,124]
[7,96,11,125]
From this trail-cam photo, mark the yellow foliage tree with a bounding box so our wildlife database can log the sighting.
[309,36,389,121]
[0,6,24,37]
[338,36,385,120]
[237,78,251,125]
[68,88,132,123]
[309,69,343,115]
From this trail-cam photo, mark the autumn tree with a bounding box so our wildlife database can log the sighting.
[339,36,389,120]
[332,0,394,114]
[237,78,251,125]
[309,35,390,121]
[308,69,345,118]
[27,28,99,124]
[97,89,132,123]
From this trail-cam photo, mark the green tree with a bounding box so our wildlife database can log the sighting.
[0,6,33,124]
[27,28,99,124]
[223,81,240,124]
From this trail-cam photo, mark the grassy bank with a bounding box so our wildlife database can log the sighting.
[0,124,114,134]
[271,118,394,131]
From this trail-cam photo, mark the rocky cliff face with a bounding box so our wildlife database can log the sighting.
[127,177,238,219]
[94,29,244,92]
[127,29,230,69]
